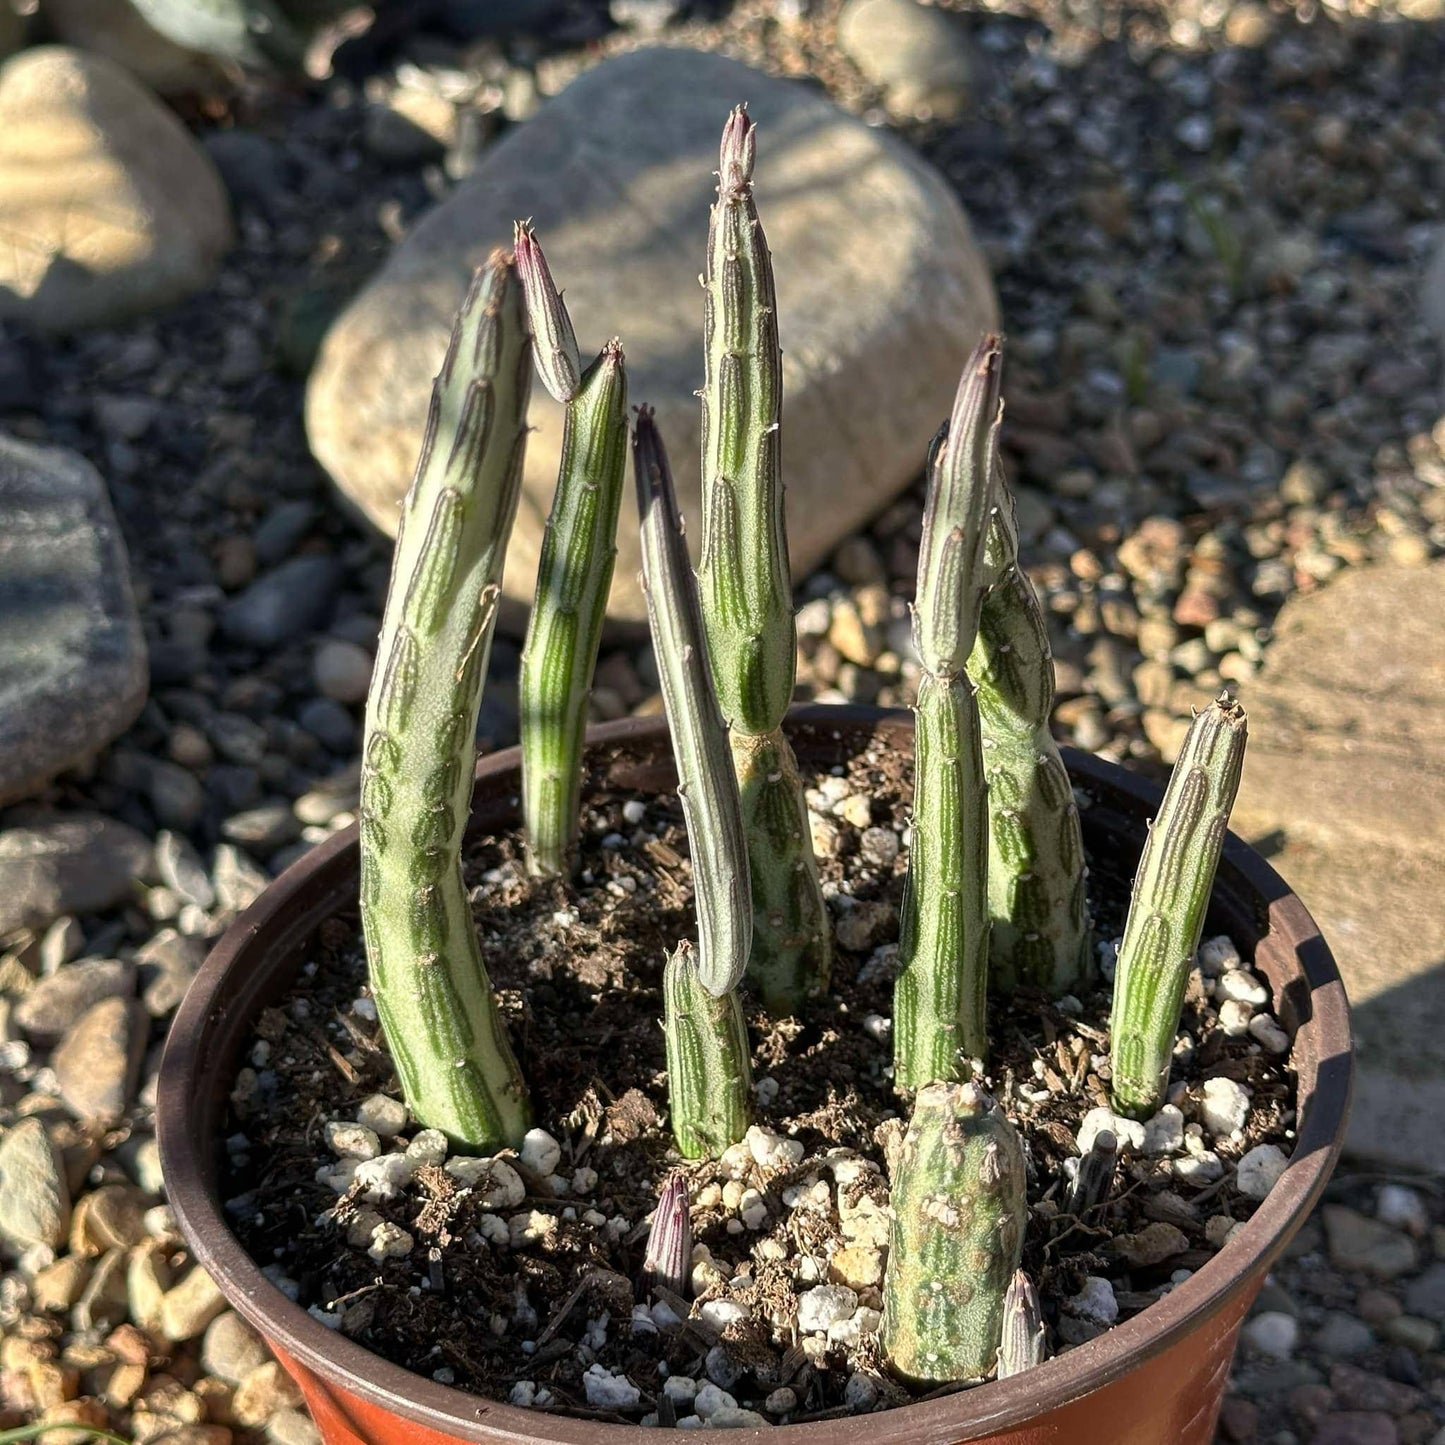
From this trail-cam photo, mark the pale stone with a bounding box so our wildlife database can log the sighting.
[0,1118,70,1248]
[306,47,996,627]
[0,48,231,330]
[1233,564,1445,1170]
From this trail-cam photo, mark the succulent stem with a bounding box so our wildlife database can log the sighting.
[518,271,629,878]
[662,942,752,1160]
[514,220,581,404]
[641,1172,693,1299]
[359,253,533,1152]
[881,1082,1027,1384]
[696,105,829,1014]
[893,673,990,1087]
[997,1270,1048,1379]
[893,336,1000,1089]
[635,407,752,998]
[1066,1128,1117,1217]
[1109,695,1248,1119]
[968,465,1092,995]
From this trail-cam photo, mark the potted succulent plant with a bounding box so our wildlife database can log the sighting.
[158,109,1352,1445]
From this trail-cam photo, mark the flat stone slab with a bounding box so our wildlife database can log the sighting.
[0,435,148,804]
[307,46,996,627]
[1233,562,1445,1170]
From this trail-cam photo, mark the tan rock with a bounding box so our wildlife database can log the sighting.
[159,1264,226,1342]
[40,0,223,95]
[828,1244,884,1290]
[1232,563,1445,1170]
[231,1362,303,1427]
[0,47,232,330]
[306,47,995,628]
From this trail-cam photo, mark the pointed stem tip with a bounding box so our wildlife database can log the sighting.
[513,219,582,403]
[718,104,756,197]
[641,1172,693,1298]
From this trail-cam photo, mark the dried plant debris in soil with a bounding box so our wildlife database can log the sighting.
[224,750,1296,1425]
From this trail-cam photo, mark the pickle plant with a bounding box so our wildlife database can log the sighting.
[635,406,753,1158]
[359,252,534,1151]
[892,336,1001,1090]
[515,223,630,879]
[356,105,1257,1395]
[697,107,831,1017]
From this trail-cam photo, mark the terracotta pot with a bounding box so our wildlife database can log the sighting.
[158,707,1352,1445]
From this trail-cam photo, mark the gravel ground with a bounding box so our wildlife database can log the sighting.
[0,0,1442,1441]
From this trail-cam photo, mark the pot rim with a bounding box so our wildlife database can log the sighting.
[158,705,1353,1444]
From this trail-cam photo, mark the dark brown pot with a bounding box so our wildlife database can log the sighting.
[158,707,1352,1445]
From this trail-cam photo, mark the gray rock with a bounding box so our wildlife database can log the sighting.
[297,697,356,752]
[13,958,135,1043]
[1403,1262,1445,1323]
[253,500,316,566]
[146,756,207,830]
[0,437,148,804]
[0,814,150,935]
[52,995,146,1124]
[0,1117,70,1248]
[313,639,373,704]
[221,801,300,853]
[1423,229,1445,359]
[838,0,976,118]
[41,0,224,95]
[155,829,215,908]
[1314,1311,1375,1357]
[221,555,342,648]
[127,0,305,69]
[1233,564,1445,1170]
[135,928,206,1017]
[211,843,269,913]
[0,47,233,330]
[307,48,996,627]
[1321,1205,1418,1281]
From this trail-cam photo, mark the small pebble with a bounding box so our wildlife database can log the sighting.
[1142,1104,1185,1155]
[356,1094,408,1137]
[1199,1077,1251,1138]
[324,1122,380,1160]
[582,1365,640,1410]
[1242,1310,1298,1359]
[366,1222,413,1261]
[1377,1185,1430,1238]
[1236,1144,1289,1201]
[1247,1013,1290,1053]
[694,1383,739,1420]
[519,1128,562,1177]
[1078,1106,1146,1155]
[797,1284,858,1333]
[1217,968,1270,1006]
[1065,1276,1118,1325]
[1197,936,1241,976]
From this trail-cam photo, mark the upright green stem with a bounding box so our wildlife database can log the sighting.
[968,469,1092,994]
[516,225,629,878]
[697,106,829,1015]
[893,336,1001,1090]
[635,408,751,1000]
[360,253,534,1151]
[1109,695,1248,1119]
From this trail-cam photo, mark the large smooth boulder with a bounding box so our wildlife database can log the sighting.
[40,0,224,95]
[0,436,148,803]
[0,47,232,330]
[1233,562,1445,1170]
[307,47,996,626]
